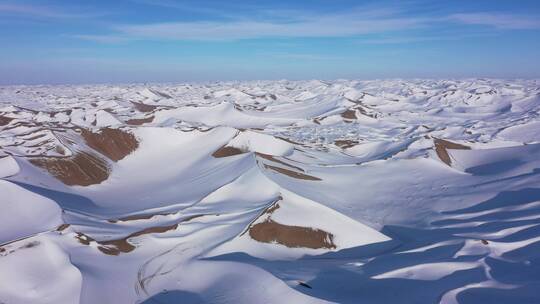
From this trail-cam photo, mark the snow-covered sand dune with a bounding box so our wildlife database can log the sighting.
[0,79,539,303]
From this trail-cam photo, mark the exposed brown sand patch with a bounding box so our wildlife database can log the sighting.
[76,215,205,255]
[131,102,157,113]
[249,216,336,249]
[75,232,95,245]
[434,138,470,166]
[21,241,40,249]
[255,153,304,172]
[114,211,177,222]
[212,145,247,158]
[97,223,179,255]
[56,224,70,231]
[81,128,139,162]
[264,201,281,215]
[125,116,154,125]
[341,109,357,120]
[30,152,110,186]
[263,164,321,181]
[239,196,282,237]
[356,106,377,118]
[334,139,359,149]
[249,220,335,249]
[246,196,334,250]
[312,117,324,125]
[0,115,14,126]
[74,225,177,255]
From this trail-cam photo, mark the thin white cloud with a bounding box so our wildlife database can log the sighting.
[267,52,343,61]
[113,10,426,41]
[449,13,540,29]
[357,31,497,44]
[0,3,102,19]
[71,6,540,44]
[129,0,232,16]
[73,34,131,44]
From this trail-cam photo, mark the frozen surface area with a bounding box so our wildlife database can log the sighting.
[0,79,540,303]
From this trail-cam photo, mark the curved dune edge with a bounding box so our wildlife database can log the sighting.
[433,138,471,166]
[27,127,139,186]
[248,202,336,249]
[29,152,110,186]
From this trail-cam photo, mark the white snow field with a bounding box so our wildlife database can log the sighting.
[0,79,539,303]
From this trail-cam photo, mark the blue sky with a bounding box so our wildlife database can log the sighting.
[1,0,539,84]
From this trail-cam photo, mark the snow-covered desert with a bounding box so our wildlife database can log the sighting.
[1,79,540,304]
